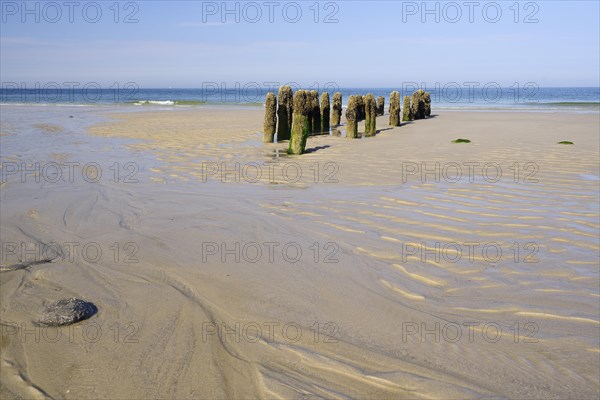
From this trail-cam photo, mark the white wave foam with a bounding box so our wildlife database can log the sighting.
[134,100,175,106]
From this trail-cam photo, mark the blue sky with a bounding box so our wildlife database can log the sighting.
[1,1,599,87]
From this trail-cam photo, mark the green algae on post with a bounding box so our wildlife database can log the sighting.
[411,89,427,120]
[276,86,293,141]
[402,95,412,121]
[452,138,471,143]
[320,92,330,134]
[345,95,359,139]
[309,90,320,134]
[376,96,385,116]
[331,92,342,126]
[356,95,365,121]
[288,90,310,154]
[262,92,277,143]
[423,91,431,117]
[389,91,400,126]
[364,94,377,136]
[557,141,574,145]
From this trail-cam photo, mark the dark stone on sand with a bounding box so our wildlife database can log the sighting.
[37,298,98,326]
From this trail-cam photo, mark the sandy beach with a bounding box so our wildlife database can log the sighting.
[1,105,598,399]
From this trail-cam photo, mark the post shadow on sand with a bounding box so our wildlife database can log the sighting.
[374,127,395,133]
[304,145,331,154]
[268,144,331,158]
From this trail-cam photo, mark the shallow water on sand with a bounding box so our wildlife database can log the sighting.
[1,105,598,399]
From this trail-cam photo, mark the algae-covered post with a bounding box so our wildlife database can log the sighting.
[331,92,343,126]
[309,90,321,134]
[376,96,385,116]
[423,92,431,118]
[288,90,310,155]
[402,95,412,121]
[320,92,330,134]
[263,92,277,143]
[364,94,377,136]
[276,86,293,141]
[411,89,426,120]
[389,91,400,126]
[356,95,365,121]
[345,95,359,139]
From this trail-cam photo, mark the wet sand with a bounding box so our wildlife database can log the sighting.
[1,105,599,399]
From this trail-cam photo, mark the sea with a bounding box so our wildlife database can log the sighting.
[1,86,598,113]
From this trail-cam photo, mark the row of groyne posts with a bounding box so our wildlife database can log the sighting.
[263,87,432,154]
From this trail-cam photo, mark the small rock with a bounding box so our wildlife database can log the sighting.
[37,298,97,326]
